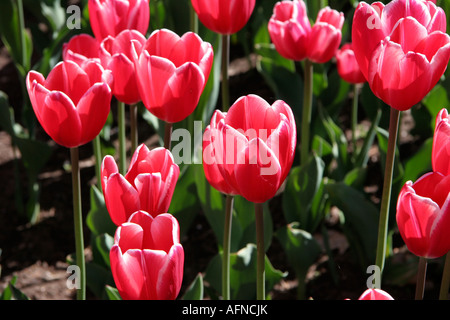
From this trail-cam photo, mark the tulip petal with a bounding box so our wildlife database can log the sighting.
[77,82,111,145]
[104,173,141,225]
[101,155,119,193]
[235,138,282,203]
[307,23,342,63]
[432,109,450,175]
[368,40,432,110]
[150,214,180,253]
[155,244,184,300]
[41,91,82,148]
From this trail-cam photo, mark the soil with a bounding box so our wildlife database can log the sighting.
[0,39,447,301]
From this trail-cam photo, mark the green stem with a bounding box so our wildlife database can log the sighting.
[222,195,234,300]
[415,257,428,300]
[17,0,27,68]
[301,59,313,166]
[375,107,400,282]
[351,84,360,162]
[190,2,198,34]
[118,101,127,174]
[221,34,230,112]
[93,135,102,191]
[164,122,173,150]
[70,147,86,300]
[439,252,450,300]
[255,202,265,300]
[130,104,138,153]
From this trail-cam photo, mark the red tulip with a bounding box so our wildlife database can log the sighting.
[268,1,344,63]
[203,94,296,203]
[62,34,101,67]
[352,0,450,111]
[190,0,256,35]
[88,0,150,42]
[99,29,146,104]
[101,144,180,226]
[336,43,366,84]
[432,108,450,176]
[110,210,184,300]
[26,60,112,148]
[358,288,394,300]
[133,29,214,123]
[396,171,450,259]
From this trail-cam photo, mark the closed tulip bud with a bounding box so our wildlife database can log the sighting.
[352,0,450,111]
[88,0,150,42]
[133,29,214,123]
[203,94,296,203]
[190,0,256,35]
[336,43,367,84]
[99,29,146,104]
[432,108,450,176]
[101,144,180,226]
[268,1,344,63]
[62,34,101,67]
[396,171,450,259]
[358,288,394,300]
[26,60,112,148]
[110,210,184,300]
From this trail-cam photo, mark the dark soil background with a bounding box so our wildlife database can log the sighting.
[0,37,447,301]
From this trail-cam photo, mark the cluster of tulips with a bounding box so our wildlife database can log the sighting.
[23,0,450,301]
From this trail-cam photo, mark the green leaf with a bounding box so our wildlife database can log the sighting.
[94,233,114,268]
[275,223,321,299]
[182,273,204,300]
[0,276,29,300]
[401,137,433,185]
[105,285,122,300]
[325,182,379,269]
[282,154,325,233]
[204,244,286,300]
[86,185,116,238]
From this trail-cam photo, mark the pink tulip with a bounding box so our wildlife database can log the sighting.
[133,29,214,123]
[396,171,450,259]
[190,0,256,35]
[110,210,184,300]
[268,1,344,63]
[88,0,150,42]
[358,288,394,300]
[99,29,146,104]
[26,60,112,148]
[352,0,450,111]
[62,34,101,67]
[336,43,366,84]
[432,108,450,176]
[203,94,296,203]
[101,144,180,226]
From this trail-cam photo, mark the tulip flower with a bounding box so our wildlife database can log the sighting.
[352,0,450,111]
[101,144,180,226]
[396,171,450,259]
[268,1,344,63]
[336,43,366,85]
[99,29,146,105]
[432,108,450,176]
[358,288,394,300]
[88,0,150,42]
[190,0,256,35]
[62,34,101,67]
[110,210,184,300]
[203,94,296,204]
[26,60,112,148]
[133,29,213,126]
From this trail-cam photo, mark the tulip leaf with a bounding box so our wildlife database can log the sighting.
[105,285,122,300]
[86,261,115,300]
[275,223,322,299]
[401,137,433,185]
[169,163,202,239]
[325,182,378,270]
[182,273,204,300]
[282,154,325,233]
[0,276,29,300]
[204,244,286,300]
[86,185,116,238]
